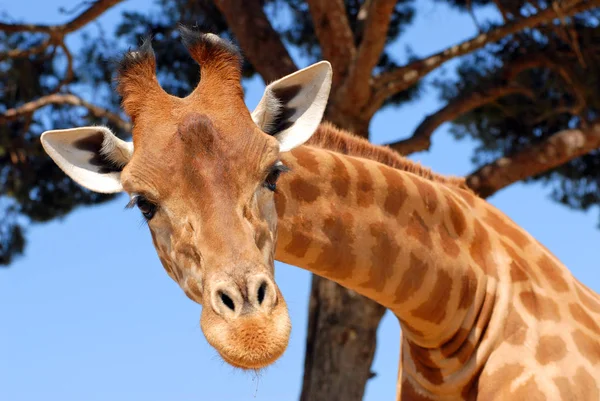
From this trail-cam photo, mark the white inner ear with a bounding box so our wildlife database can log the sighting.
[252,61,332,152]
[40,126,133,194]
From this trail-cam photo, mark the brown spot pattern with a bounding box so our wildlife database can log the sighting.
[511,377,546,400]
[310,213,356,280]
[409,175,438,215]
[409,343,444,385]
[348,157,374,208]
[410,269,452,324]
[330,153,350,198]
[503,309,527,345]
[439,223,460,257]
[484,208,530,249]
[284,219,312,259]
[274,190,287,217]
[478,363,524,400]
[574,367,600,400]
[394,253,428,304]
[576,284,600,313]
[458,269,477,309]
[406,212,433,248]
[294,148,320,175]
[440,328,475,364]
[535,335,567,365]
[519,290,561,321]
[538,254,569,292]
[569,303,600,334]
[446,194,467,237]
[288,178,320,203]
[361,222,401,292]
[502,241,536,283]
[400,378,434,401]
[377,165,408,216]
[572,329,600,364]
[469,220,496,278]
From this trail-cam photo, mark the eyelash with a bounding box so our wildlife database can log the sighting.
[126,194,158,220]
[264,162,290,191]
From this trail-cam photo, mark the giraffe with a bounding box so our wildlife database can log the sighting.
[40,27,600,399]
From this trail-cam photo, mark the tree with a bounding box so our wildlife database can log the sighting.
[2,1,599,400]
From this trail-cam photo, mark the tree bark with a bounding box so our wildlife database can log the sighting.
[467,121,600,198]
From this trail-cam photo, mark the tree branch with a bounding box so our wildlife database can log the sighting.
[213,0,297,82]
[340,0,397,105]
[0,93,131,132]
[369,0,599,114]
[0,0,123,35]
[467,121,600,198]
[387,85,534,155]
[305,0,355,87]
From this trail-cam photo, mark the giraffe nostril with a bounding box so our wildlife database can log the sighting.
[257,281,267,305]
[219,291,236,311]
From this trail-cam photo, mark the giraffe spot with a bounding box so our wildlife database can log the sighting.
[410,269,453,324]
[409,175,438,215]
[439,222,460,257]
[274,190,287,217]
[348,157,374,208]
[503,309,527,345]
[310,213,356,280]
[511,376,546,400]
[377,165,408,215]
[519,290,561,321]
[399,318,425,337]
[461,374,479,400]
[446,194,467,237]
[361,222,401,292]
[457,188,477,208]
[394,252,428,304]
[329,153,350,198]
[478,363,524,400]
[284,218,312,259]
[440,328,475,364]
[483,208,530,249]
[254,225,271,252]
[535,335,567,365]
[502,241,536,283]
[576,284,600,313]
[538,254,569,292]
[288,177,320,203]
[554,377,572,399]
[408,343,444,385]
[574,367,600,400]
[185,277,204,301]
[294,148,320,175]
[458,268,477,309]
[400,378,434,401]
[469,220,497,278]
[569,303,600,334]
[158,255,178,282]
[406,212,433,248]
[572,329,600,364]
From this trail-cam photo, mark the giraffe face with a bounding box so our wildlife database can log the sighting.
[40,27,332,370]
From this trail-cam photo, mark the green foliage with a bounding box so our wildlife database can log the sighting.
[435,9,600,215]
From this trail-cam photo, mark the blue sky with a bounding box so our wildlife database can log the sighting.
[1,2,599,401]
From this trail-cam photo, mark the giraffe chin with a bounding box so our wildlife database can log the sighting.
[200,298,292,370]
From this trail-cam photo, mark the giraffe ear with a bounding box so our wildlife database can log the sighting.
[40,126,133,193]
[251,61,332,152]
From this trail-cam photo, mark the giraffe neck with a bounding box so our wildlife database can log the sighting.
[277,143,507,338]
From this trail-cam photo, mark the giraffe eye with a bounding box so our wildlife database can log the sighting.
[264,162,290,192]
[126,195,157,220]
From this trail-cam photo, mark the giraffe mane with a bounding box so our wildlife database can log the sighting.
[306,122,472,192]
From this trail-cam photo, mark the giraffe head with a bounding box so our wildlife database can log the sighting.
[40,27,332,370]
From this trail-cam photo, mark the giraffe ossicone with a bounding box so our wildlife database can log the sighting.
[41,26,600,399]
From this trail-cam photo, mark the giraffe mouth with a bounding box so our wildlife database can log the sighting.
[200,293,291,370]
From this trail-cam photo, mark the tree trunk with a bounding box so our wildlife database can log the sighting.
[300,275,387,401]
